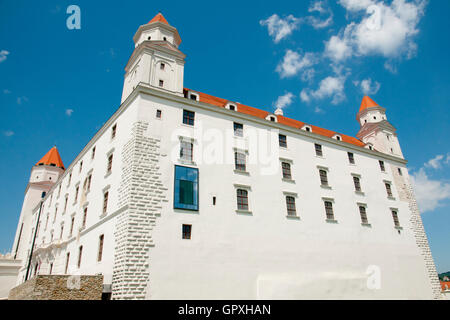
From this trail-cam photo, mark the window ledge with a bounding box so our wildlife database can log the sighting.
[326,219,338,224]
[99,212,107,219]
[104,171,112,179]
[315,155,325,159]
[355,191,365,196]
[179,159,196,166]
[387,196,396,201]
[279,146,288,150]
[234,169,250,176]
[236,210,252,215]
[286,215,300,220]
[395,226,403,230]
[282,178,295,183]
[181,123,195,129]
[361,223,372,228]
[320,185,332,190]
[348,163,356,166]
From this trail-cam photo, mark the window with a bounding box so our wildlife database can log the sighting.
[180,141,193,161]
[160,63,165,70]
[69,217,74,237]
[60,224,64,239]
[64,195,68,212]
[319,169,328,186]
[98,234,104,262]
[156,109,162,118]
[182,110,195,126]
[190,94,197,100]
[233,122,243,137]
[91,147,96,159]
[385,183,393,197]
[234,152,246,171]
[159,79,164,87]
[182,224,192,239]
[379,160,385,172]
[174,165,199,210]
[77,246,83,268]
[163,37,167,41]
[75,186,79,203]
[79,161,83,173]
[348,152,355,164]
[324,201,334,220]
[147,36,151,40]
[279,134,287,148]
[87,174,92,191]
[103,192,109,215]
[315,143,323,156]
[65,252,70,274]
[270,116,276,122]
[281,162,292,180]
[359,206,368,224]
[212,196,216,205]
[236,189,249,211]
[353,176,362,192]
[391,210,400,227]
[49,263,53,275]
[41,191,46,198]
[58,185,61,197]
[68,173,72,185]
[305,127,311,132]
[82,207,88,228]
[336,136,341,141]
[111,124,117,139]
[398,168,402,176]
[286,196,296,216]
[229,105,235,111]
[107,154,113,174]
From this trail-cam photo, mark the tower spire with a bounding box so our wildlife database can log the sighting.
[148,12,170,25]
[35,146,65,169]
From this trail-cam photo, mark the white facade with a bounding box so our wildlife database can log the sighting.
[11,14,442,300]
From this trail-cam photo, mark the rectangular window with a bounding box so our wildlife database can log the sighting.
[82,207,87,228]
[233,122,243,137]
[98,234,104,262]
[180,141,193,161]
[183,110,195,126]
[379,160,385,172]
[359,206,368,224]
[107,154,113,174]
[182,224,192,239]
[60,224,64,239]
[74,186,79,203]
[156,109,162,118]
[65,252,70,274]
[324,201,334,220]
[91,147,96,159]
[77,246,83,268]
[160,63,165,70]
[79,161,83,173]
[398,168,402,176]
[315,143,323,157]
[353,176,362,192]
[69,217,74,237]
[103,192,109,214]
[190,94,197,100]
[282,162,292,180]
[319,169,328,186]
[64,195,68,212]
[286,196,297,216]
[385,183,393,197]
[49,263,53,275]
[111,124,117,139]
[234,152,246,172]
[236,189,249,211]
[159,79,164,87]
[279,134,287,148]
[391,210,400,227]
[68,173,72,185]
[174,165,199,211]
[348,152,355,164]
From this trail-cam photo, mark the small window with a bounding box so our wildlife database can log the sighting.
[60,223,64,239]
[174,166,199,210]
[270,116,276,122]
[41,191,46,198]
[369,146,373,150]
[163,37,167,41]
[159,79,164,87]
[111,124,117,139]
[319,169,328,186]
[236,189,249,211]
[348,152,355,164]
[373,116,377,120]
[279,134,287,148]
[305,127,311,132]
[160,63,165,70]
[286,196,297,216]
[213,196,216,206]
[107,154,113,174]
[98,234,104,262]
[385,183,393,197]
[190,94,197,100]
[82,207,88,228]
[324,201,334,220]
[391,210,400,227]
[156,109,162,118]
[68,173,72,185]
[398,168,402,176]
[103,192,109,214]
[183,110,195,126]
[49,263,53,275]
[353,176,362,192]
[281,162,292,180]
[229,105,235,111]
[92,147,96,159]
[65,253,70,274]
[180,141,193,161]
[335,136,341,141]
[234,122,243,137]
[182,224,192,239]
[315,143,323,157]
[147,36,151,40]
[69,217,74,237]
[359,206,368,224]
[77,246,83,268]
[379,160,385,172]
[79,161,83,173]
[234,152,246,172]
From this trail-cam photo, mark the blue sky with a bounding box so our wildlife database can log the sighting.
[0,0,449,272]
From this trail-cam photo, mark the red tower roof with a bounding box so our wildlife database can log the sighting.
[35,146,65,169]
[148,13,169,25]
[359,96,379,112]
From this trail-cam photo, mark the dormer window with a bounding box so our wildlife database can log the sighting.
[163,37,167,41]
[270,116,276,122]
[306,127,311,132]
[302,125,312,132]
[333,134,341,141]
[190,94,198,100]
[229,105,235,111]
[160,63,165,70]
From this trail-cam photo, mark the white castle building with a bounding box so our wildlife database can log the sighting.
[10,13,442,299]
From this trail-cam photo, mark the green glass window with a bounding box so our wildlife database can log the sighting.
[174,165,198,210]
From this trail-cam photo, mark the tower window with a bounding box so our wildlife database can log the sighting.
[213,196,216,206]
[234,152,246,172]
[180,141,193,161]
[159,80,164,87]
[282,162,292,180]
[391,210,400,227]
[359,206,368,224]
[147,36,151,40]
[98,234,104,262]
[279,134,287,148]
[379,160,385,172]
[319,169,328,186]
[286,196,297,216]
[111,124,117,139]
[182,110,195,126]
[174,165,199,211]
[385,183,393,197]
[353,176,362,192]
[92,147,96,159]
[236,189,249,211]
[315,143,323,157]
[65,253,70,274]
[82,207,88,228]
[103,192,109,215]
[348,152,355,164]
[160,63,165,70]
[163,37,167,41]
[234,122,243,137]
[182,224,192,239]
[398,168,402,176]
[107,154,113,174]
[77,246,83,268]
[156,109,162,118]
[324,201,334,221]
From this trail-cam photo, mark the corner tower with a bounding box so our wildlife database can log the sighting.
[121,13,186,103]
[356,96,404,158]
[11,147,65,262]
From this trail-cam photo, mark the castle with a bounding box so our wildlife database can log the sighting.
[10,13,442,299]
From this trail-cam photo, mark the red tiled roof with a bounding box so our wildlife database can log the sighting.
[185,88,365,148]
[441,281,450,291]
[148,13,169,25]
[359,96,379,112]
[35,146,65,169]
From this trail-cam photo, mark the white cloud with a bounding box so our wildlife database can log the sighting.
[65,109,74,117]
[424,154,446,170]
[307,0,334,29]
[3,130,14,137]
[339,0,374,11]
[325,32,353,61]
[301,75,346,104]
[411,168,450,213]
[17,96,28,105]
[260,14,301,43]
[276,50,317,78]
[3,89,11,94]
[274,92,294,110]
[301,69,315,82]
[354,78,380,95]
[0,50,10,63]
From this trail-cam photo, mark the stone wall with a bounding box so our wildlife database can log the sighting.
[8,275,103,300]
